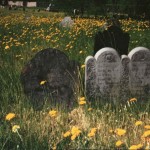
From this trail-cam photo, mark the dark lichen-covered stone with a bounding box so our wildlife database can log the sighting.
[20,48,79,110]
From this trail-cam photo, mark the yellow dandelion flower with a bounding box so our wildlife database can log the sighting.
[40,80,47,85]
[136,144,143,149]
[70,45,73,49]
[88,108,92,111]
[70,126,81,140]
[79,97,86,101]
[5,45,10,50]
[79,50,83,54]
[88,128,97,137]
[115,140,123,147]
[109,129,114,133]
[79,101,86,105]
[52,145,57,150]
[91,128,97,133]
[12,125,20,133]
[79,96,86,105]
[129,98,137,102]
[71,134,77,140]
[141,130,150,138]
[129,143,143,150]
[144,125,150,130]
[115,128,126,136]
[63,131,71,138]
[5,113,16,121]
[49,110,57,118]
[129,145,138,150]
[88,132,95,137]
[135,121,143,126]
[32,47,36,51]
[81,64,85,69]
[71,126,81,135]
[145,144,150,150]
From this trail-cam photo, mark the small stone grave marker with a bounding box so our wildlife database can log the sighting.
[60,16,74,28]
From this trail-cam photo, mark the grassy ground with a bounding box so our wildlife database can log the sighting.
[0,8,150,149]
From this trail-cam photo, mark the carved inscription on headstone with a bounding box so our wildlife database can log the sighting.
[94,48,121,97]
[128,47,150,95]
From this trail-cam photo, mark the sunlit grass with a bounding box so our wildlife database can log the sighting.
[0,8,150,149]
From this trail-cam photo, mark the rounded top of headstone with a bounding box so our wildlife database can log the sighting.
[121,55,129,59]
[33,48,69,68]
[128,47,150,61]
[121,55,130,64]
[94,47,120,61]
[63,16,72,20]
[60,16,74,28]
[85,56,95,63]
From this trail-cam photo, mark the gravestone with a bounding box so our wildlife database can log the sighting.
[60,16,74,28]
[93,25,130,56]
[20,48,79,109]
[95,48,121,97]
[85,48,121,99]
[85,47,150,101]
[128,47,150,96]
[120,55,130,101]
[85,56,97,99]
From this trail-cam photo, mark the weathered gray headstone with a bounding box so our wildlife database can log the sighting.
[60,16,74,28]
[85,48,121,99]
[20,48,79,110]
[128,47,150,96]
[85,56,97,99]
[95,48,121,97]
[120,55,130,100]
[85,46,150,101]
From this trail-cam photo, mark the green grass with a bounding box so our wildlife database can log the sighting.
[0,8,150,149]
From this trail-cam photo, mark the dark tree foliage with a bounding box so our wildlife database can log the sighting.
[0,0,8,6]
[8,0,149,19]
[52,0,149,19]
